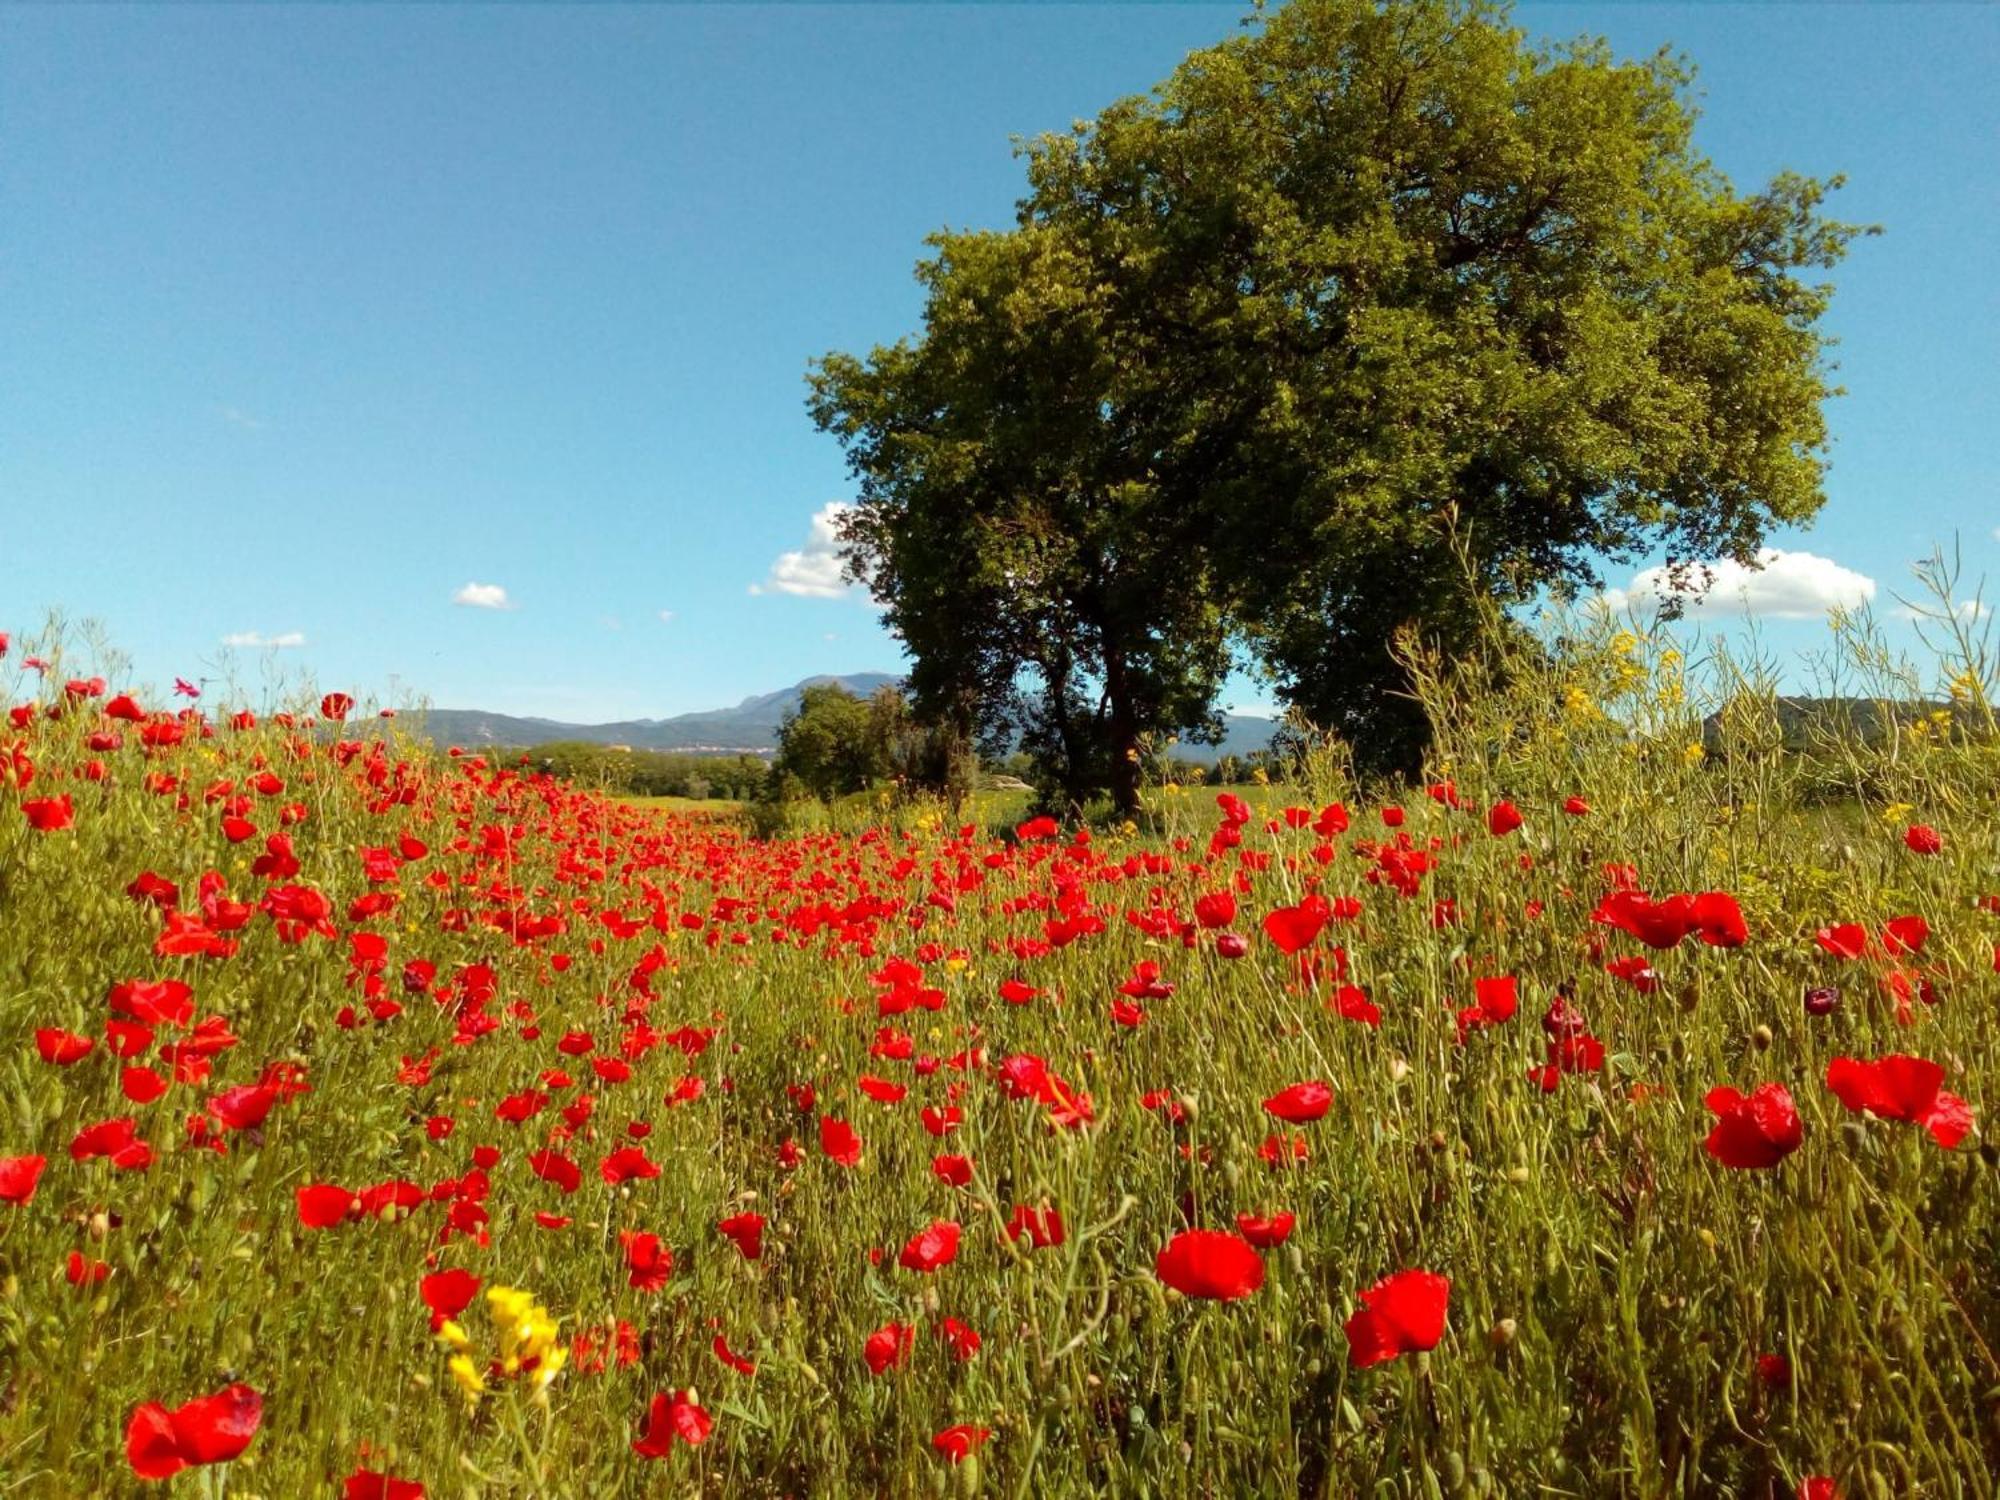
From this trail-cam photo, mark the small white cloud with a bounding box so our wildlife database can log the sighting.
[221,630,306,649]
[1600,549,1875,620]
[657,609,676,624]
[453,582,513,610]
[751,502,856,599]
[217,405,263,431]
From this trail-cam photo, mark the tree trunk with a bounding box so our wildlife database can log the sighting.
[1103,643,1142,819]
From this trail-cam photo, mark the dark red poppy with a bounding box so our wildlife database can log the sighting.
[1155,1229,1265,1300]
[1345,1269,1451,1368]
[1486,800,1524,836]
[1703,1083,1803,1168]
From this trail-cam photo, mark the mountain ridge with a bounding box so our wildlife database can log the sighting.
[410,673,1277,761]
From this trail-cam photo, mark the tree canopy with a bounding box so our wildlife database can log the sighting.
[810,0,1869,805]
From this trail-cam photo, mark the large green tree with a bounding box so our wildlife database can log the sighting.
[813,0,1868,789]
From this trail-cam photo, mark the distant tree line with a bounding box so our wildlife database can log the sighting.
[521,743,771,801]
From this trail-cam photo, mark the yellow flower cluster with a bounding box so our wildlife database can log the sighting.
[438,1286,567,1408]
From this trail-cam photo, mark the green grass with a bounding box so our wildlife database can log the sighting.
[1,623,1997,1497]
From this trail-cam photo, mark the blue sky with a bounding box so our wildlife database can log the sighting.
[2,2,1995,721]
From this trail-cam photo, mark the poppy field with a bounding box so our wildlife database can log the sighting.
[1,617,1996,1499]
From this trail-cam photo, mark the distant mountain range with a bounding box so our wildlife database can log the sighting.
[411,673,1279,762]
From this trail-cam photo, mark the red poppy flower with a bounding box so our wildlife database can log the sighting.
[205,1084,277,1131]
[1904,824,1942,855]
[1193,891,1236,929]
[998,979,1040,1005]
[1345,1269,1451,1368]
[1262,1081,1333,1123]
[297,1183,360,1228]
[1881,914,1929,956]
[22,794,74,832]
[343,1469,426,1500]
[1262,898,1330,955]
[600,1146,660,1184]
[1,1155,48,1204]
[107,980,194,1032]
[1236,1211,1295,1248]
[864,1321,915,1374]
[899,1219,962,1273]
[126,1383,262,1481]
[320,692,355,722]
[858,1074,907,1104]
[620,1230,674,1291]
[1689,891,1748,948]
[1563,795,1590,816]
[712,1333,757,1374]
[1815,923,1869,960]
[66,1251,111,1286]
[632,1389,712,1458]
[1330,983,1381,1027]
[35,1028,95,1065]
[1486,800,1523,836]
[1004,1203,1065,1250]
[528,1150,582,1195]
[1154,1229,1265,1300]
[1592,890,1697,949]
[819,1116,862,1167]
[419,1267,481,1331]
[932,1424,992,1464]
[931,1153,974,1187]
[1703,1083,1803,1168]
[718,1211,765,1260]
[1826,1054,1974,1148]
[937,1316,981,1360]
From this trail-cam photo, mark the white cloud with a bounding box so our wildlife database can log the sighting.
[217,404,263,431]
[657,609,676,624]
[1600,549,1875,620]
[750,502,856,599]
[453,581,513,610]
[221,630,306,649]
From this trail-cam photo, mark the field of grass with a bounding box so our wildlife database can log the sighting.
[1,623,1996,1497]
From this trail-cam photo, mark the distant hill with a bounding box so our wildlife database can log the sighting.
[411,673,1277,762]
